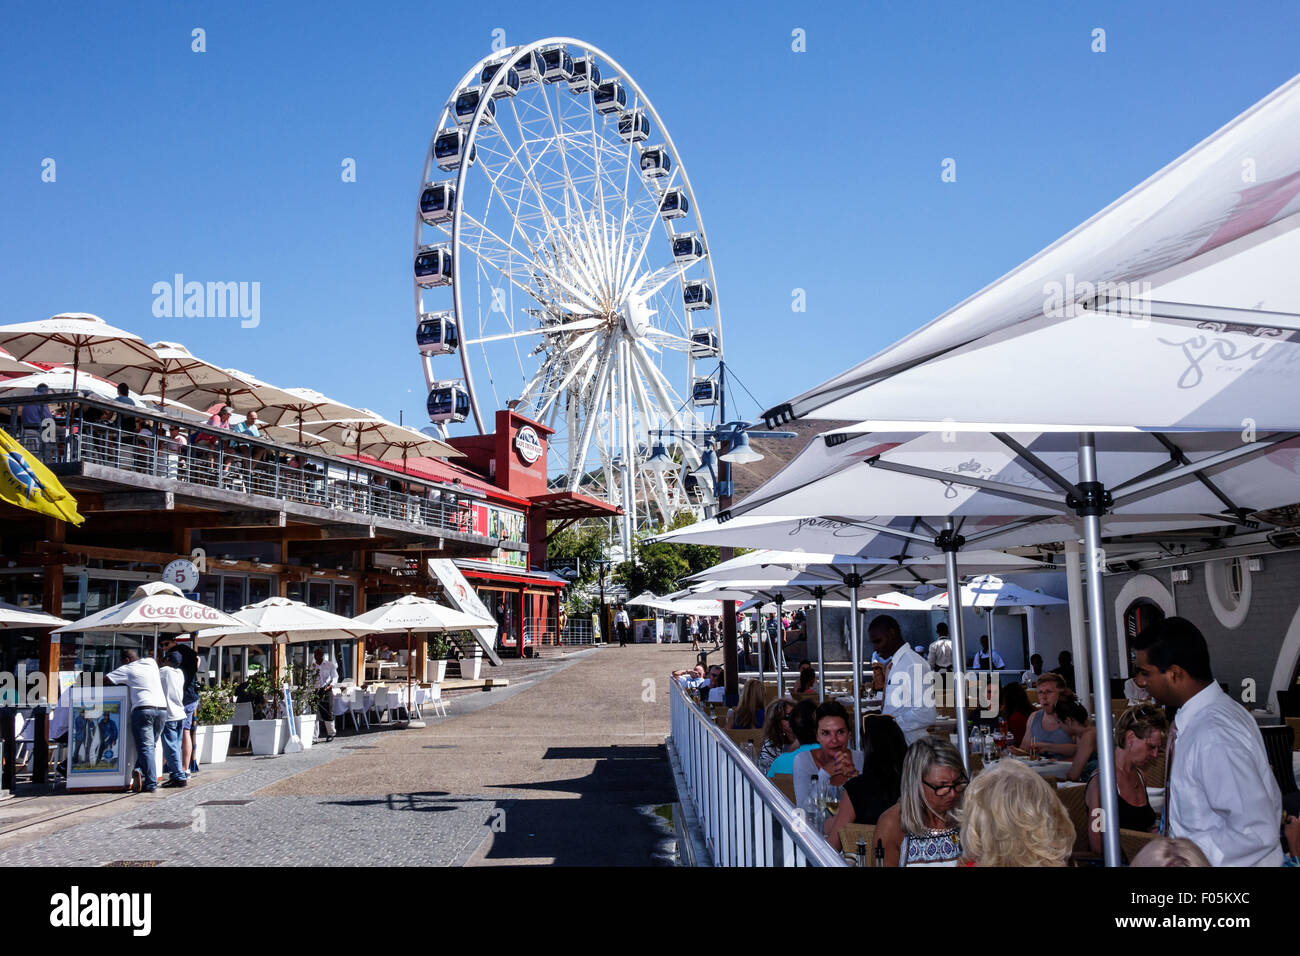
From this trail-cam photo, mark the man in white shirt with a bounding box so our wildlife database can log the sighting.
[106,648,168,794]
[971,635,1005,670]
[158,651,189,787]
[1020,653,1043,687]
[1131,617,1282,867]
[313,648,338,743]
[869,614,937,745]
[615,606,630,647]
[927,622,953,671]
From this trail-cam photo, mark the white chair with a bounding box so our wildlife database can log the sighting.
[231,701,253,747]
[372,688,395,725]
[344,688,369,731]
[427,683,449,718]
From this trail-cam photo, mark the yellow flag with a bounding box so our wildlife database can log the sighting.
[0,428,85,525]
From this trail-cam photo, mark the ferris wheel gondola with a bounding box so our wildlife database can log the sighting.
[413,38,725,557]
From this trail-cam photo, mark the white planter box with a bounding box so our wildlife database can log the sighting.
[248,718,286,756]
[426,659,448,683]
[459,649,483,681]
[197,724,232,764]
[294,714,315,750]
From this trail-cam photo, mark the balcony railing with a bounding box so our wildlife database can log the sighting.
[0,392,504,541]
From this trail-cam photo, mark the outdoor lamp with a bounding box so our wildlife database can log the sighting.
[691,446,716,480]
[720,429,762,465]
[644,439,672,474]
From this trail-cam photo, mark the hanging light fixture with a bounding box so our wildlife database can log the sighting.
[644,438,672,475]
[691,446,716,480]
[720,429,763,465]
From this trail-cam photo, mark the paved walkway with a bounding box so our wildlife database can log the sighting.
[0,643,703,866]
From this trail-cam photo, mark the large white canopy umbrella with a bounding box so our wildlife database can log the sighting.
[0,314,158,392]
[193,597,375,647]
[0,367,130,401]
[0,601,70,629]
[256,387,373,446]
[351,595,497,726]
[764,74,1300,430]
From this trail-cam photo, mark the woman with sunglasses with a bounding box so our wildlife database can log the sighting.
[875,738,966,867]
[1085,705,1168,855]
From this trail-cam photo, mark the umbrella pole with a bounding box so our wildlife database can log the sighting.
[847,573,863,751]
[72,344,80,392]
[941,521,972,775]
[774,595,786,699]
[755,609,764,687]
[1077,432,1121,867]
[813,587,826,704]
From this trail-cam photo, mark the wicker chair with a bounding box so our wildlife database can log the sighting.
[838,823,879,862]
[1055,781,1100,861]
[771,773,796,805]
[1119,827,1158,863]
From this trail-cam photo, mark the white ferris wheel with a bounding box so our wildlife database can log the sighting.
[413,37,724,557]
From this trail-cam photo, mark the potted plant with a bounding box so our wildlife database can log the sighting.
[426,633,451,683]
[246,670,287,756]
[195,681,237,764]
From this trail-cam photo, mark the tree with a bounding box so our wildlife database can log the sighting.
[546,518,614,614]
[615,511,719,598]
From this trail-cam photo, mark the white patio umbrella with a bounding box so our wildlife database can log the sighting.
[0,346,37,374]
[310,414,462,468]
[193,597,375,647]
[52,582,244,658]
[166,367,299,414]
[0,314,158,392]
[925,574,1066,670]
[87,341,248,409]
[256,387,372,445]
[685,548,1044,731]
[627,592,723,617]
[351,595,497,727]
[0,601,70,629]
[0,367,140,402]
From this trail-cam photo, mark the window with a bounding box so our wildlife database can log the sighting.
[1206,557,1251,629]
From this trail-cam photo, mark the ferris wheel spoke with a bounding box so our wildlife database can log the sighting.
[567,335,615,490]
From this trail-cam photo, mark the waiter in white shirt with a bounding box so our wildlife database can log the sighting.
[1131,617,1282,867]
[869,614,937,745]
[106,648,168,794]
[927,622,953,671]
[313,648,338,743]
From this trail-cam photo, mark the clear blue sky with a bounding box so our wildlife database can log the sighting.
[3,1,1298,427]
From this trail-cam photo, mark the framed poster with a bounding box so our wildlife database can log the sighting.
[66,685,131,791]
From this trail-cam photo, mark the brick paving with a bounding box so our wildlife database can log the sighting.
[0,642,700,866]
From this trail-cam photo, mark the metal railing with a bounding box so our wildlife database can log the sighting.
[1,393,502,540]
[557,619,596,645]
[669,678,846,867]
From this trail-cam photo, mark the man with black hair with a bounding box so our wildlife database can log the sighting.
[927,621,953,671]
[1132,616,1281,867]
[869,614,936,745]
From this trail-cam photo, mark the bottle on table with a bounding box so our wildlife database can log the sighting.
[856,836,867,868]
[874,839,885,868]
[801,774,822,830]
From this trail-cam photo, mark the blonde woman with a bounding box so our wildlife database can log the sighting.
[958,759,1074,866]
[727,679,766,730]
[874,738,965,867]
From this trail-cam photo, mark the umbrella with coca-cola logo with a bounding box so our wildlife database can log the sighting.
[53,581,244,638]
